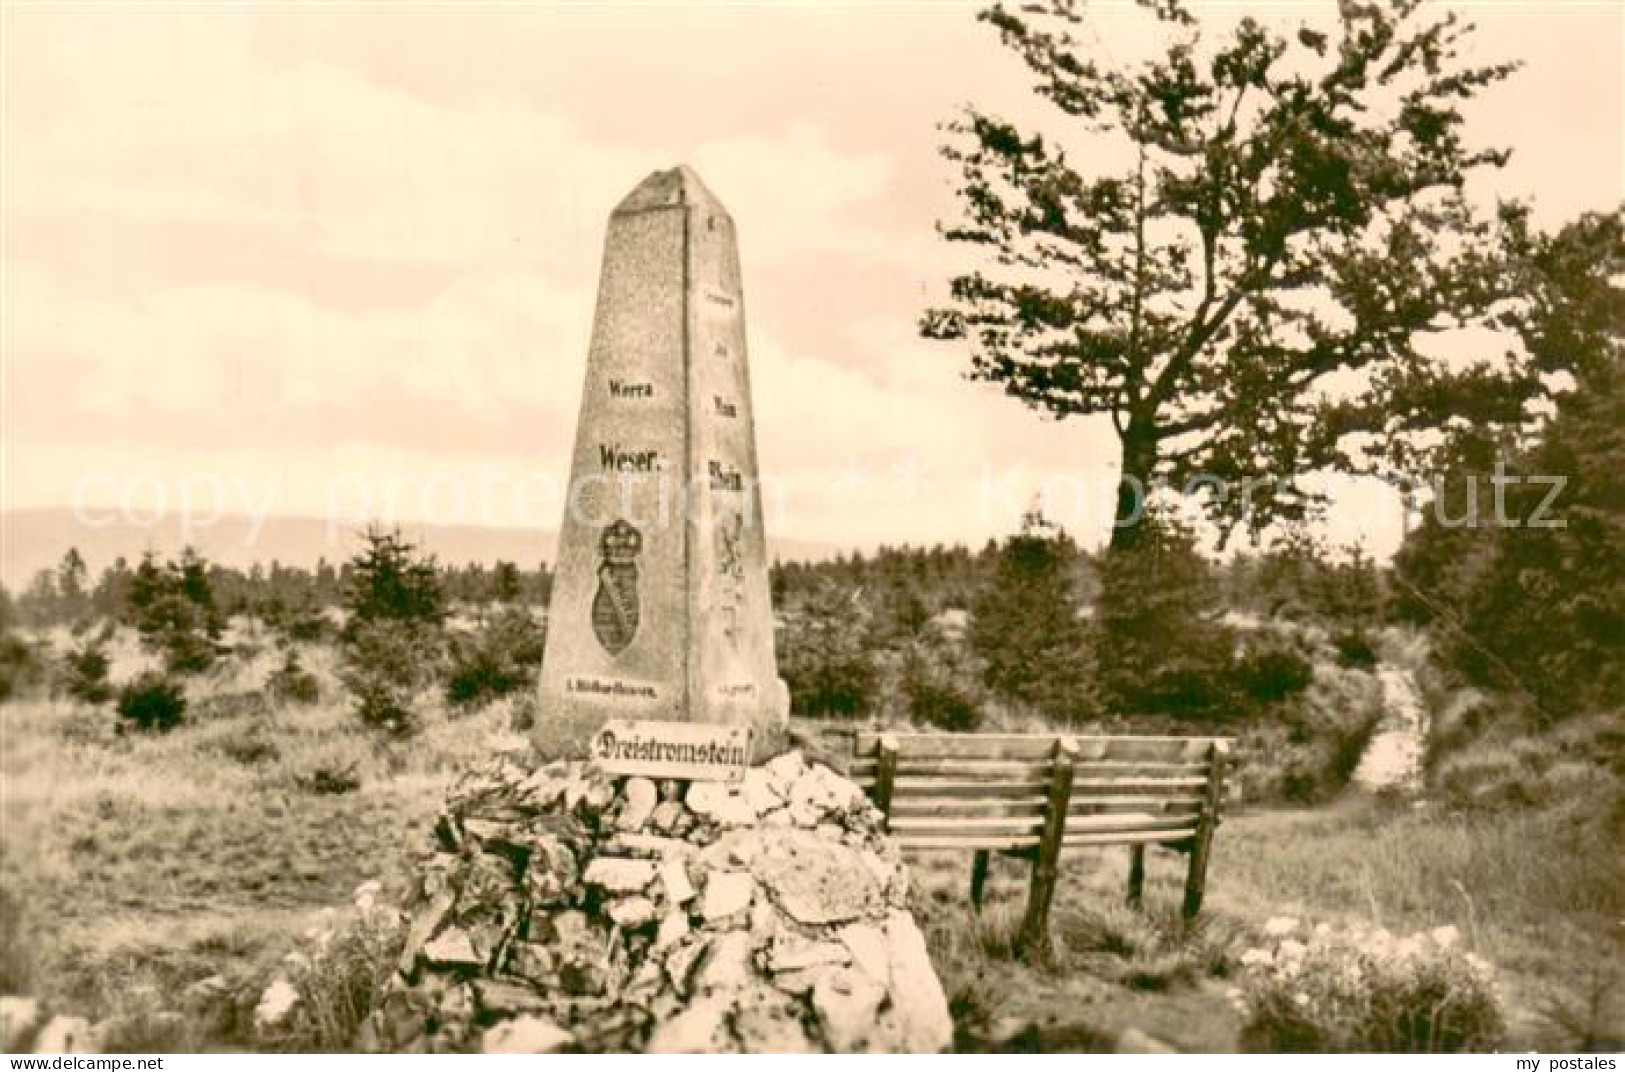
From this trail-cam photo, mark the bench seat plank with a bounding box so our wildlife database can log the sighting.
[886,797,1203,819]
[1066,813,1197,833]
[856,778,1049,798]
[888,815,1046,835]
[1072,776,1210,793]
[1063,828,1199,847]
[1070,795,1205,810]
[888,798,1049,817]
[891,834,1042,851]
[851,758,1053,778]
[892,814,1194,840]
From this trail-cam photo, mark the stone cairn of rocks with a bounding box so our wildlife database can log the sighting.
[359,749,953,1054]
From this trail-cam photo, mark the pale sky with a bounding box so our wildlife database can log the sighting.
[4,2,1621,559]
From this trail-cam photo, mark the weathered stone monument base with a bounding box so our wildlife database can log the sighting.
[361,752,953,1054]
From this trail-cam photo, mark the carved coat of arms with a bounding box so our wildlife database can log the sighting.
[592,519,643,655]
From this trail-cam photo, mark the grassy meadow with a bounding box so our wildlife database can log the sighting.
[0,621,524,1049]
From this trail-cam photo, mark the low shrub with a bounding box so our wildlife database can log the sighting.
[339,620,443,734]
[1433,711,1621,812]
[1333,630,1380,670]
[0,631,46,702]
[138,591,219,674]
[278,606,332,644]
[1051,899,1240,994]
[1232,643,1314,705]
[779,585,880,719]
[267,650,321,705]
[63,641,114,703]
[905,671,982,732]
[219,729,280,767]
[506,692,539,733]
[1235,918,1504,1053]
[163,628,220,674]
[294,763,362,796]
[117,672,187,732]
[785,654,878,719]
[898,642,983,731]
[1132,666,1241,720]
[1056,900,1161,959]
[444,608,545,708]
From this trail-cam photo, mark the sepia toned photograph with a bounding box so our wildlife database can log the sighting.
[1,0,1620,1057]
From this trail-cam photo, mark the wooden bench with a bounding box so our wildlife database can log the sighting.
[850,732,1232,953]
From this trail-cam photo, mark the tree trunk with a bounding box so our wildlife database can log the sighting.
[1108,432,1156,554]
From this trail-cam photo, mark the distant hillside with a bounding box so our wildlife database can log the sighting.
[0,509,837,588]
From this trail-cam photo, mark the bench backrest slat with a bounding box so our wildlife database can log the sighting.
[853,774,1211,796]
[883,796,1204,818]
[852,758,1054,777]
[851,759,1210,778]
[853,731,1232,851]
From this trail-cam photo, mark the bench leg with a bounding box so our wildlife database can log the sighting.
[1126,845,1145,909]
[970,850,991,913]
[1016,852,1059,957]
[1183,829,1212,920]
[1184,742,1227,921]
[1016,737,1077,960]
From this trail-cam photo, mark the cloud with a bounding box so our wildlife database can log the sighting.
[7,38,908,279]
[691,122,901,267]
[4,21,913,493]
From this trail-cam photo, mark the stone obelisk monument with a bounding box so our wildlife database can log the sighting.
[536,166,788,760]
